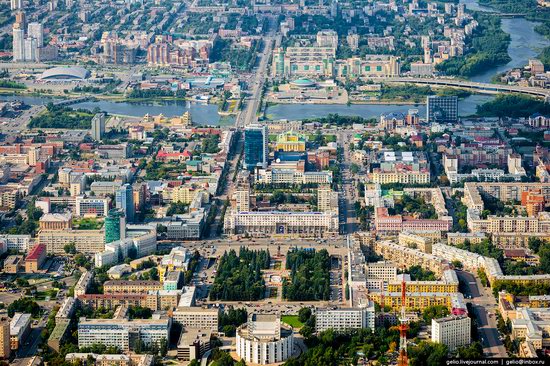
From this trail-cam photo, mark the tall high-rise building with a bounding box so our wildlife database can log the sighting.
[23,37,37,61]
[15,11,26,31]
[426,95,458,123]
[0,317,10,359]
[91,113,105,141]
[10,0,22,10]
[244,124,268,171]
[12,28,25,62]
[115,184,134,223]
[27,22,43,47]
[104,209,126,244]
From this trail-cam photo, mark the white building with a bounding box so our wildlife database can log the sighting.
[10,0,22,10]
[27,23,43,47]
[224,210,339,237]
[236,314,294,365]
[172,307,219,332]
[0,235,31,252]
[78,317,171,352]
[91,113,105,141]
[315,303,376,333]
[431,315,471,352]
[95,225,156,267]
[56,297,76,319]
[75,196,110,217]
[10,313,31,349]
[74,271,94,298]
[12,28,25,62]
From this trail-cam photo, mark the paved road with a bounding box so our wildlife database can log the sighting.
[235,18,276,128]
[457,270,508,358]
[337,131,359,234]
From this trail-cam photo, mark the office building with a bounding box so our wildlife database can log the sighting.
[316,304,376,333]
[91,113,106,141]
[105,209,126,244]
[224,210,339,237]
[0,318,9,359]
[431,315,471,352]
[177,329,211,361]
[244,124,268,170]
[116,184,135,223]
[236,314,294,365]
[172,307,219,332]
[78,317,171,352]
[76,196,110,217]
[10,313,31,350]
[275,131,307,152]
[426,95,458,122]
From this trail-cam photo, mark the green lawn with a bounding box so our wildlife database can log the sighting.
[282,315,304,329]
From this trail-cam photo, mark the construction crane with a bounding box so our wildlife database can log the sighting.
[397,269,409,366]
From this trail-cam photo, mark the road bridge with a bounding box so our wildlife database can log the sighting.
[378,77,550,100]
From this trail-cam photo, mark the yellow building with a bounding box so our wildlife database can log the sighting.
[387,281,458,294]
[0,318,9,359]
[369,292,458,312]
[171,186,200,204]
[104,280,162,294]
[275,131,307,152]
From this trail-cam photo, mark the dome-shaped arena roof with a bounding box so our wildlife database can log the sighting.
[39,66,90,80]
[289,78,316,87]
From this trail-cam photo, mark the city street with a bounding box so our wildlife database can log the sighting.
[457,270,508,358]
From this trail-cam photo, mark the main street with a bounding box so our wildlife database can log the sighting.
[457,270,508,358]
[235,18,276,128]
[337,130,359,234]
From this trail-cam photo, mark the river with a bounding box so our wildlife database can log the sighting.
[266,94,493,121]
[0,94,232,126]
[1,0,545,123]
[460,0,550,83]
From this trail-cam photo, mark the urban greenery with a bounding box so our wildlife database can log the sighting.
[29,103,94,129]
[283,248,330,301]
[210,248,271,301]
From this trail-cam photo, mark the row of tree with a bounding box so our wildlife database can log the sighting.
[209,248,271,301]
[283,248,331,301]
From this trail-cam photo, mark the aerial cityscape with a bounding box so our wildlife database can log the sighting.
[0,0,549,365]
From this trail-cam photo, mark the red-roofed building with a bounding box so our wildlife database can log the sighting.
[25,244,46,273]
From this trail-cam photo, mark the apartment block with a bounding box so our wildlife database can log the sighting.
[315,304,375,333]
[431,315,471,352]
[78,317,171,352]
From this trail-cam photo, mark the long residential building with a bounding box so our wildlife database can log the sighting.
[77,290,181,311]
[315,304,376,333]
[104,280,162,294]
[371,240,449,277]
[78,317,171,351]
[272,46,400,78]
[38,229,105,254]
